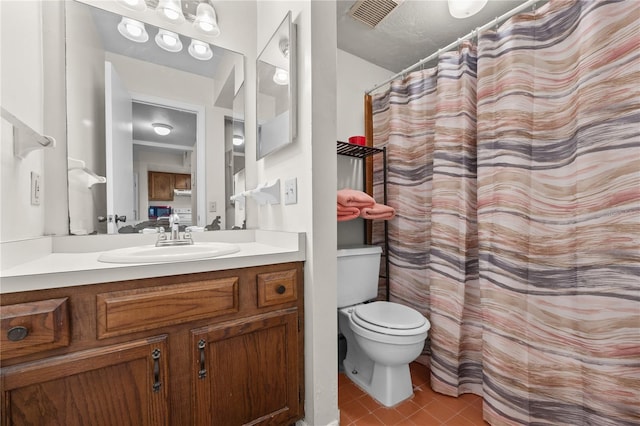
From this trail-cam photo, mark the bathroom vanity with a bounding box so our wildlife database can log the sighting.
[0,231,305,426]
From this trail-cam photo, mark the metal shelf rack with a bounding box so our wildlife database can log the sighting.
[337,141,390,301]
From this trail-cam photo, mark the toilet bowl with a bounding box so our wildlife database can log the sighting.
[337,246,430,407]
[339,301,430,407]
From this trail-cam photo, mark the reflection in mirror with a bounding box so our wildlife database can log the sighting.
[256,11,296,160]
[65,0,245,235]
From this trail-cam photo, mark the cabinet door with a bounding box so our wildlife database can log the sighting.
[148,172,174,201]
[174,174,191,190]
[192,309,301,426]
[1,335,169,426]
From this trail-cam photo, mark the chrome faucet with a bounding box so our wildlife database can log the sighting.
[155,209,193,247]
[169,209,180,240]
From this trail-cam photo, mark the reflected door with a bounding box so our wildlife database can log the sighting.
[105,61,135,234]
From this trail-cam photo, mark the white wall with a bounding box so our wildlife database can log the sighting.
[1,1,47,241]
[255,2,338,425]
[336,49,394,246]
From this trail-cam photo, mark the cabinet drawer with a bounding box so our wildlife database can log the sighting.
[97,278,238,339]
[1,298,70,360]
[256,269,297,307]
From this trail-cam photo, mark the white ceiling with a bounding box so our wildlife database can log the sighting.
[337,0,528,73]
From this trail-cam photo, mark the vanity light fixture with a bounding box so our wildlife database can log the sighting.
[193,2,220,36]
[117,17,149,43]
[156,0,186,24]
[117,0,146,12]
[155,29,183,52]
[152,123,173,136]
[273,67,289,85]
[188,39,213,60]
[448,0,488,18]
[233,135,244,146]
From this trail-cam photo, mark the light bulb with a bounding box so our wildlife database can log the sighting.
[152,123,173,136]
[156,0,185,23]
[155,29,183,52]
[188,39,213,60]
[273,68,289,85]
[117,17,148,43]
[193,3,220,36]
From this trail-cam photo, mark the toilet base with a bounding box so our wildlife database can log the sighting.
[343,358,414,407]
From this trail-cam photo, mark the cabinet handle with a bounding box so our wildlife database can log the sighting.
[198,339,207,379]
[7,326,29,342]
[152,348,162,392]
[276,285,286,294]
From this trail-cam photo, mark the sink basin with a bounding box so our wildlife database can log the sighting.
[98,242,241,264]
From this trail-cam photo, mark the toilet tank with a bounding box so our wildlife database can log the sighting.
[337,245,382,308]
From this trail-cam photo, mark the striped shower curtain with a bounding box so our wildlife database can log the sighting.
[370,1,640,424]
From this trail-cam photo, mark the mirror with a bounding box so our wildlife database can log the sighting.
[256,11,296,160]
[65,0,245,234]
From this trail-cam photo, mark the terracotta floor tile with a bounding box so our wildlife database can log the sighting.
[357,394,383,413]
[338,364,487,425]
[459,403,487,424]
[340,382,364,405]
[354,412,386,425]
[411,386,438,406]
[340,409,355,426]
[443,413,481,426]
[341,398,372,422]
[394,399,423,419]
[371,407,406,425]
[424,396,466,422]
[406,408,442,425]
[410,362,430,387]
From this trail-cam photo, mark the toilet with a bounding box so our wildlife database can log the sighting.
[337,245,430,407]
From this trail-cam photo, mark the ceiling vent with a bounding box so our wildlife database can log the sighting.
[348,0,404,28]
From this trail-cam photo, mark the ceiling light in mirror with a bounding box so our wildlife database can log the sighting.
[155,29,183,52]
[117,0,147,12]
[156,0,186,23]
[194,2,220,36]
[448,0,488,18]
[233,135,244,146]
[117,17,149,43]
[152,123,173,136]
[273,68,289,85]
[188,39,213,60]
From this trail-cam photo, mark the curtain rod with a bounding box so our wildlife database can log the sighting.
[366,0,540,94]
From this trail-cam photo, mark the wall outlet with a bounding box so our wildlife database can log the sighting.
[31,172,41,206]
[284,178,297,205]
[209,201,217,212]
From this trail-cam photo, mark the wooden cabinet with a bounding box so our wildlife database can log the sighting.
[0,262,304,426]
[173,173,191,190]
[148,172,191,201]
[1,336,169,426]
[148,171,174,201]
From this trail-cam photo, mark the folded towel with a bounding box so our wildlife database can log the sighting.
[360,203,396,220]
[337,205,360,222]
[337,189,375,208]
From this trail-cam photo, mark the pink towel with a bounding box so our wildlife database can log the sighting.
[359,203,396,220]
[337,205,360,222]
[337,189,375,208]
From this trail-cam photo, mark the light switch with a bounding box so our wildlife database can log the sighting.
[31,172,41,205]
[209,201,217,212]
[284,178,297,205]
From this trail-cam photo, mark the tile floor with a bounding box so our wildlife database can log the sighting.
[339,363,488,425]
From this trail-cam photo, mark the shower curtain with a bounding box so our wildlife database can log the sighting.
[370,1,640,424]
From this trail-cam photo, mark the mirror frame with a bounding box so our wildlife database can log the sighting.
[256,11,296,160]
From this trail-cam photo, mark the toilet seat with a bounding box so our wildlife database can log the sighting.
[351,301,430,336]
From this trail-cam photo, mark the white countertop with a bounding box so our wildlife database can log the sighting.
[0,230,305,294]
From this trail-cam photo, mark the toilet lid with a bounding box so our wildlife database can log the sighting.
[351,301,429,336]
